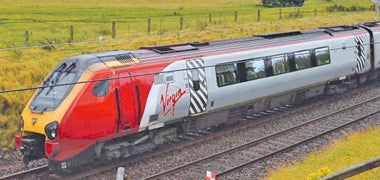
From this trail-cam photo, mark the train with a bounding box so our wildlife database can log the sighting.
[14,21,380,170]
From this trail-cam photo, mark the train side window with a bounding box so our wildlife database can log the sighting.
[245,58,266,80]
[315,47,330,66]
[215,63,239,87]
[294,50,311,70]
[271,54,289,75]
[191,69,200,91]
[92,78,110,97]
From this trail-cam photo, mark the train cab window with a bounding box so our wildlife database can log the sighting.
[294,50,311,70]
[271,54,289,75]
[315,47,330,66]
[92,78,110,97]
[245,58,266,80]
[216,63,239,87]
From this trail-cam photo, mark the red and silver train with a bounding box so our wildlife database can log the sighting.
[14,22,380,170]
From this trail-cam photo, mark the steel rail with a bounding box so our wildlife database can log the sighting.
[0,165,48,180]
[142,95,380,179]
[217,108,378,178]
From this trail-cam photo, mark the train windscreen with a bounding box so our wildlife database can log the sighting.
[30,63,78,112]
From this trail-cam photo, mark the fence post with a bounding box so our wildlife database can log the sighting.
[25,31,29,46]
[70,26,74,43]
[279,9,282,20]
[209,13,212,23]
[235,11,238,22]
[257,9,261,22]
[297,8,300,17]
[180,16,183,31]
[314,8,317,16]
[147,18,151,35]
[112,21,116,39]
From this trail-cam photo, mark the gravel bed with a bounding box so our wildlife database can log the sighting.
[225,113,380,180]
[0,150,47,177]
[2,84,380,179]
[155,93,380,179]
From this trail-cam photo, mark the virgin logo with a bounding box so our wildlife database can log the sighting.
[160,84,186,117]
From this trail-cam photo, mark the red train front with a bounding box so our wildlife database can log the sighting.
[14,50,178,169]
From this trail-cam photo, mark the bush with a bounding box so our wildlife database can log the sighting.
[197,21,208,31]
[287,12,304,19]
[98,29,111,36]
[326,4,369,12]
[370,5,376,11]
[307,167,332,180]
[39,38,57,51]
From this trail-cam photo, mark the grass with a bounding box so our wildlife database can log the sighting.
[266,127,380,180]
[0,0,377,150]
[0,0,375,47]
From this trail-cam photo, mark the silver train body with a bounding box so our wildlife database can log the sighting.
[139,22,380,131]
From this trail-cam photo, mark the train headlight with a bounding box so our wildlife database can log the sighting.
[19,116,24,132]
[45,121,59,140]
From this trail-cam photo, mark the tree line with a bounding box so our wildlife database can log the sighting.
[262,0,305,7]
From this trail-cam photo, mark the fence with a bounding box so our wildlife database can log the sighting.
[0,8,374,49]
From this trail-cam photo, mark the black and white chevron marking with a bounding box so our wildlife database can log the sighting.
[187,59,208,115]
[354,35,365,73]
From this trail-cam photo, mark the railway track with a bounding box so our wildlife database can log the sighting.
[6,105,300,179]
[0,165,48,180]
[142,95,380,179]
[0,105,295,180]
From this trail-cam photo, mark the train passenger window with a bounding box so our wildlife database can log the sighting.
[92,78,110,97]
[315,47,330,66]
[245,59,266,80]
[294,50,311,70]
[216,63,239,87]
[271,54,289,75]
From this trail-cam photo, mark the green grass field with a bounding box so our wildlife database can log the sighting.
[267,127,380,179]
[0,0,375,47]
[0,1,379,178]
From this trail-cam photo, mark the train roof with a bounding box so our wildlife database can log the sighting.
[87,24,367,69]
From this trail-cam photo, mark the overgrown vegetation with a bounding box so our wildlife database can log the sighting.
[0,0,376,151]
[267,127,380,179]
[326,4,375,12]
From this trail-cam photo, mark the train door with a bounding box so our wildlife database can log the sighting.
[186,59,208,115]
[117,71,137,132]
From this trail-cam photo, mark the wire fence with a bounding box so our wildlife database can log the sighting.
[0,7,374,50]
